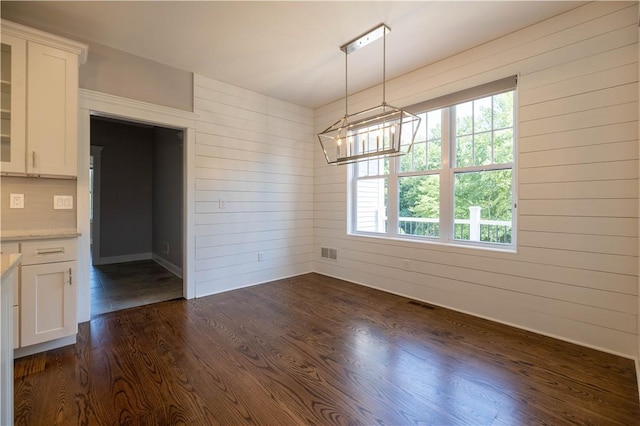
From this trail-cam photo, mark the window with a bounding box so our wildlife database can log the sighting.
[350,79,516,249]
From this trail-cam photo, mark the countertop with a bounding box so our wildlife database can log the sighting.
[1,253,22,280]
[0,229,81,242]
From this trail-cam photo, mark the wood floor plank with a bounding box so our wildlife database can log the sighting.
[14,273,640,425]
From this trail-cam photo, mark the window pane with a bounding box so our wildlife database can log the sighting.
[356,178,387,233]
[413,142,427,171]
[456,135,473,168]
[414,112,427,142]
[493,128,513,164]
[474,96,492,133]
[398,175,440,238]
[402,109,442,173]
[427,110,442,140]
[454,91,514,169]
[493,91,514,129]
[357,156,389,177]
[427,138,441,170]
[456,102,473,136]
[426,110,442,170]
[453,170,512,244]
[474,132,491,166]
[401,141,427,172]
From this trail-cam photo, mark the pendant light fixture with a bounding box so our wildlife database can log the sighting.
[318,23,421,165]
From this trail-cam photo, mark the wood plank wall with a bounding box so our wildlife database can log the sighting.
[313,2,639,357]
[193,76,314,297]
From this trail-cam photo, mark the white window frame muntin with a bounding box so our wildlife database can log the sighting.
[350,86,517,251]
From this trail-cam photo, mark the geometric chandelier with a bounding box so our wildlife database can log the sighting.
[318,24,421,165]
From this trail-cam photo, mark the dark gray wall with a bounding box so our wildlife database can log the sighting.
[152,127,183,269]
[91,117,154,258]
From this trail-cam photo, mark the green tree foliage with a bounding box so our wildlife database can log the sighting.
[399,175,439,218]
[454,170,512,220]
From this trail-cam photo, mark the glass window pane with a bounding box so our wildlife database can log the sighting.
[413,143,427,171]
[474,132,491,166]
[493,91,514,129]
[401,141,427,172]
[357,156,388,177]
[427,139,441,170]
[456,135,473,168]
[398,175,440,238]
[414,112,427,142]
[493,129,513,164]
[474,96,492,133]
[453,170,512,244]
[356,178,387,233]
[456,102,472,136]
[427,110,442,140]
[400,151,412,172]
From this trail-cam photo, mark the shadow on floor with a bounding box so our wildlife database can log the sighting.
[90,260,183,317]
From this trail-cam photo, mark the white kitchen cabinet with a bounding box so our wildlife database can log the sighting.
[0,20,87,177]
[21,260,76,346]
[19,238,77,348]
[0,33,27,174]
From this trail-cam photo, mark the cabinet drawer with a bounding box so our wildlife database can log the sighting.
[20,239,76,265]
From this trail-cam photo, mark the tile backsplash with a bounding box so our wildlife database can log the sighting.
[1,176,77,231]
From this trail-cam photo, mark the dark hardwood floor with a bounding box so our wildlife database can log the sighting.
[91,260,183,316]
[14,273,640,425]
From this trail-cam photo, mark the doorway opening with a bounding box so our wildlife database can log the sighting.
[89,115,184,317]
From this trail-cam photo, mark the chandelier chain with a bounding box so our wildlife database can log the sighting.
[345,48,348,117]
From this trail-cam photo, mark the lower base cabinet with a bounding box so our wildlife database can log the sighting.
[20,260,76,346]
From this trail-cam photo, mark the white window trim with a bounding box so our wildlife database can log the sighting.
[348,81,518,252]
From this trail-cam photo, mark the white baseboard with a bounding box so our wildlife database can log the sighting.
[152,253,183,278]
[92,252,152,265]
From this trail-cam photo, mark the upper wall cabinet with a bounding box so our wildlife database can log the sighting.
[0,34,26,174]
[0,20,88,177]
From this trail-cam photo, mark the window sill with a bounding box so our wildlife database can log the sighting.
[348,231,518,255]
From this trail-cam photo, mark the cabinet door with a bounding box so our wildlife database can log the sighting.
[21,261,77,346]
[26,41,78,176]
[0,33,26,174]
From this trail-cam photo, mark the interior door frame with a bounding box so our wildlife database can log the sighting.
[77,89,198,322]
[89,145,103,264]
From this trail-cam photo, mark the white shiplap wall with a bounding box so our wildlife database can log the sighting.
[193,75,314,297]
[314,2,639,357]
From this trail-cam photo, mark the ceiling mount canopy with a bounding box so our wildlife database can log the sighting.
[318,23,421,165]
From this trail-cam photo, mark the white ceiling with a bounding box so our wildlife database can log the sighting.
[1,1,585,109]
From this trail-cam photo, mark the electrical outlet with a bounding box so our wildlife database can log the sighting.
[218,198,226,209]
[162,242,170,254]
[258,252,264,262]
[10,194,24,209]
[403,259,411,270]
[53,195,73,210]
